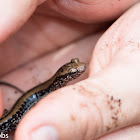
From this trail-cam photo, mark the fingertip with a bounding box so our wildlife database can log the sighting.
[31,126,58,140]
[16,125,59,140]
[0,0,38,43]
[89,2,140,76]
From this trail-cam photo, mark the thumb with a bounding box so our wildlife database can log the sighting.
[0,0,44,42]
[15,76,140,140]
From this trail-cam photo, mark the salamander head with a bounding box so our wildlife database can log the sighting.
[47,58,86,91]
[56,58,86,80]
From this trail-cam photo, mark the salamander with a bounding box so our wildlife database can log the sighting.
[0,58,86,133]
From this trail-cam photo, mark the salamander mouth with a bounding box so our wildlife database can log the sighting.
[70,71,84,79]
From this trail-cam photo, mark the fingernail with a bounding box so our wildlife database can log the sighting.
[31,126,58,140]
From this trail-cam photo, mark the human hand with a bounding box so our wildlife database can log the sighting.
[0,0,140,140]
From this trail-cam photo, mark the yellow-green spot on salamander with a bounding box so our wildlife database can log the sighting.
[0,58,86,133]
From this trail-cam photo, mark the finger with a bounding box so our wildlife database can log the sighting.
[89,2,140,75]
[0,0,42,43]
[0,19,104,77]
[96,124,140,140]
[0,1,105,77]
[46,0,139,22]
[15,74,140,140]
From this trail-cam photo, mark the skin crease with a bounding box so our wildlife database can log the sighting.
[0,0,140,140]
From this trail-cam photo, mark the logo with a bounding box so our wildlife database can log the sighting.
[0,132,8,139]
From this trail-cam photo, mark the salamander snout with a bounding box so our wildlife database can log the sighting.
[70,58,86,73]
[57,58,86,77]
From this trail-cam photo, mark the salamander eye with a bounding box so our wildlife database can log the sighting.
[60,69,64,72]
[70,68,77,73]
[71,58,79,63]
